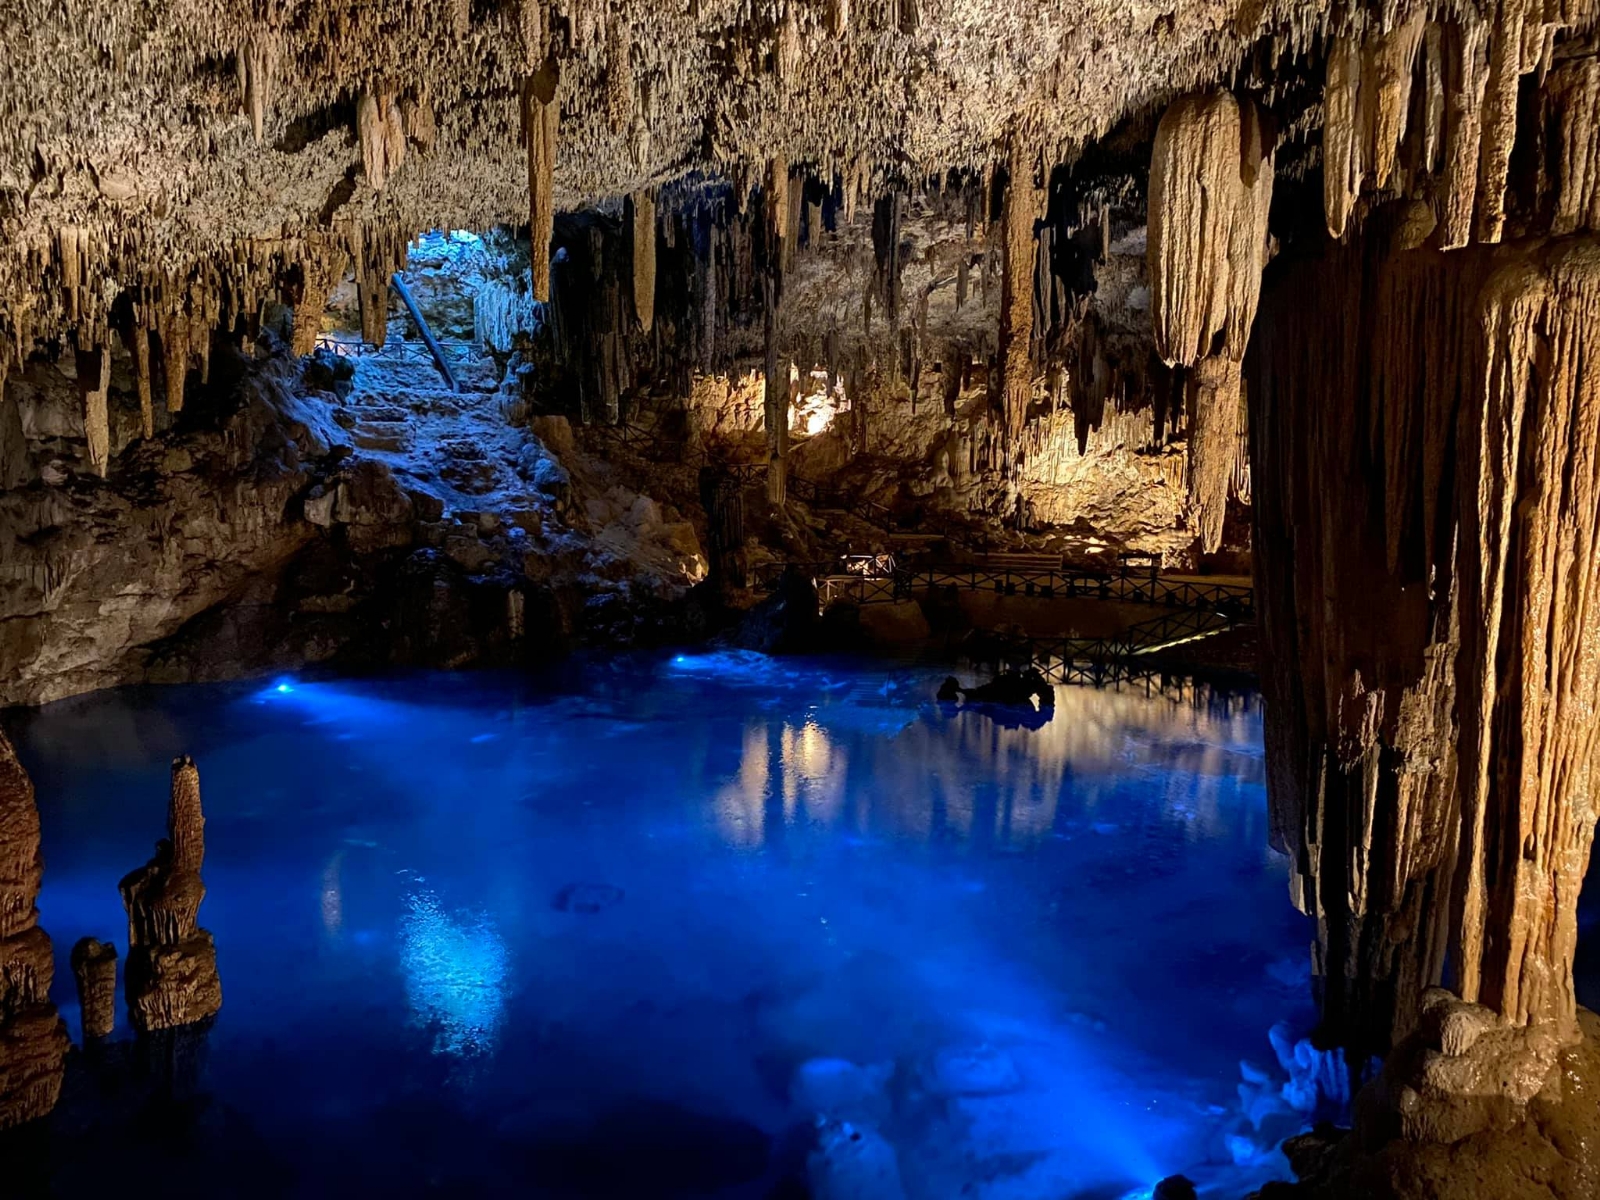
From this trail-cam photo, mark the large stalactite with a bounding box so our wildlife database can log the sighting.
[1148,90,1273,553]
[1250,213,1600,1061]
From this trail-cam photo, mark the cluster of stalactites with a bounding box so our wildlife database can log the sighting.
[1322,1,1598,248]
[1147,90,1274,552]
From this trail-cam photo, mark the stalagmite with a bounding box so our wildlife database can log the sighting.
[74,340,111,478]
[71,937,117,1041]
[524,67,560,305]
[119,756,223,1033]
[631,191,656,333]
[1148,90,1272,550]
[0,729,69,1130]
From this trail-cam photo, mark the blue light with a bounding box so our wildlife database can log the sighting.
[276,683,293,694]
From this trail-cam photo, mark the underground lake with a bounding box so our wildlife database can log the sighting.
[7,655,1338,1199]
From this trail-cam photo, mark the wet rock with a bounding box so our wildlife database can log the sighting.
[118,756,223,1034]
[790,1058,892,1124]
[553,883,624,914]
[925,1045,1023,1097]
[806,1118,906,1200]
[725,568,819,654]
[856,599,930,645]
[1153,1176,1198,1200]
[0,729,69,1130]
[70,937,118,1041]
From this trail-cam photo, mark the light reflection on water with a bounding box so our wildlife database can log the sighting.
[9,654,1308,1199]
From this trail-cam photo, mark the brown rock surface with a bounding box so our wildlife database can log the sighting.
[70,937,118,1041]
[0,729,69,1130]
[118,756,223,1034]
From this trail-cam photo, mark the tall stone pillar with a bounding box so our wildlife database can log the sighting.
[119,756,223,1034]
[0,730,69,1130]
[1249,216,1600,1060]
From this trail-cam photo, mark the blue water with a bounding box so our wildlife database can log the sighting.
[7,654,1318,1199]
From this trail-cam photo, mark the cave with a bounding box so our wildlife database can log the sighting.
[3,3,1600,1199]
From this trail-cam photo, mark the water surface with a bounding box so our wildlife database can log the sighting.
[8,654,1318,1199]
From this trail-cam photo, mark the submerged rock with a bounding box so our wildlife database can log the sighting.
[806,1118,906,1200]
[553,883,625,914]
[925,1045,1023,1097]
[790,1058,893,1124]
[70,937,118,1041]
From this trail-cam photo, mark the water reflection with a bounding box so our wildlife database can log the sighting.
[398,887,509,1058]
[12,657,1302,1199]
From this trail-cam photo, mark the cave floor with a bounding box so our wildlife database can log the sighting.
[8,655,1317,1199]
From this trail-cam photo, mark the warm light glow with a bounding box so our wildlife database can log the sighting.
[789,365,849,436]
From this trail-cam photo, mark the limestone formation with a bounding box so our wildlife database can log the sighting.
[119,756,223,1034]
[1148,90,1272,551]
[1251,212,1600,1064]
[524,67,561,305]
[0,730,69,1130]
[70,937,118,1041]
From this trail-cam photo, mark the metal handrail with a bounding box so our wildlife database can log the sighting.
[758,562,1254,617]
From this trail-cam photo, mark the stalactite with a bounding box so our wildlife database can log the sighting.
[75,340,111,478]
[1251,216,1600,1058]
[606,19,633,133]
[631,191,657,333]
[997,140,1040,449]
[1368,11,1426,191]
[1149,90,1272,552]
[238,35,277,144]
[1185,356,1240,555]
[826,0,850,37]
[125,316,154,439]
[518,0,547,66]
[1440,17,1491,249]
[119,756,223,1034]
[524,67,560,305]
[1542,51,1600,236]
[764,158,789,506]
[357,92,407,191]
[1455,241,1600,1030]
[0,729,69,1130]
[1323,37,1364,239]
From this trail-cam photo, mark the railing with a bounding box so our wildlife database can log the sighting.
[754,561,1253,617]
[314,334,482,365]
[961,606,1237,670]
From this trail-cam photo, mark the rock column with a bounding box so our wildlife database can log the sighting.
[0,730,69,1130]
[1250,219,1600,1061]
[70,937,117,1041]
[119,756,223,1034]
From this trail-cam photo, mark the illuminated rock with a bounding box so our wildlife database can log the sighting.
[119,756,223,1034]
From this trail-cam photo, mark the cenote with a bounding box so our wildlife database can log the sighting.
[4,655,1324,1200]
